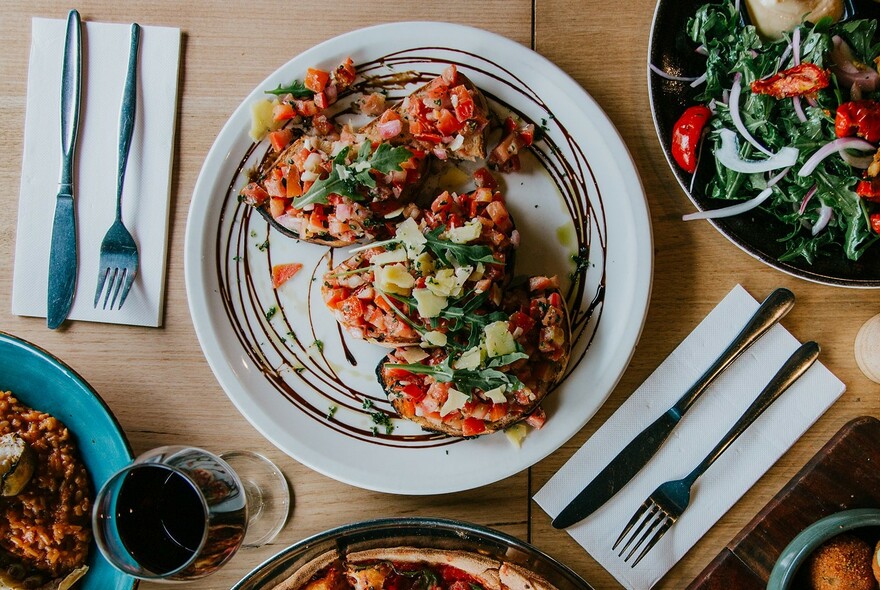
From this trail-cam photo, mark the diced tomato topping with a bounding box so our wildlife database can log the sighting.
[397,398,416,418]
[473,167,497,189]
[509,311,536,335]
[529,275,559,291]
[871,212,880,234]
[858,178,880,200]
[461,417,486,437]
[486,200,511,232]
[525,408,546,429]
[451,85,474,121]
[269,197,286,219]
[271,263,303,288]
[285,167,302,198]
[375,295,393,313]
[294,99,319,117]
[548,292,563,308]
[312,114,336,136]
[441,65,458,85]
[314,91,330,110]
[264,169,285,198]
[268,129,293,152]
[385,366,415,379]
[436,109,464,136]
[240,182,270,206]
[272,102,296,122]
[402,383,426,401]
[334,57,357,90]
[489,403,508,422]
[305,68,330,93]
[324,288,347,309]
[338,295,364,325]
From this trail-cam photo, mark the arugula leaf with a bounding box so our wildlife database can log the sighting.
[423,227,500,267]
[387,356,524,393]
[265,79,314,98]
[292,143,413,209]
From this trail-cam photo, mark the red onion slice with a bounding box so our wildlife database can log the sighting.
[716,128,799,173]
[792,28,801,66]
[649,64,700,82]
[730,73,772,155]
[792,96,807,123]
[811,204,833,235]
[798,137,876,176]
[683,185,774,221]
[690,73,708,88]
[798,185,818,214]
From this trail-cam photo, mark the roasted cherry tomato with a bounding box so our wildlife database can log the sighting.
[671,105,712,174]
[857,178,880,200]
[836,100,880,144]
[871,212,880,234]
[750,63,830,98]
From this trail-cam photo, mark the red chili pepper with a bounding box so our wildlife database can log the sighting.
[671,105,712,174]
[835,100,880,144]
[750,63,830,99]
[871,212,880,234]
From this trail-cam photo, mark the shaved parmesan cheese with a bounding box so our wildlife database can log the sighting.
[440,388,470,417]
[249,99,280,140]
[483,386,508,404]
[395,217,427,257]
[384,207,404,219]
[485,321,516,357]
[444,219,483,244]
[375,264,415,295]
[421,331,447,348]
[454,345,484,369]
[505,423,528,448]
[413,288,448,318]
[426,269,457,297]
[413,252,435,275]
[470,262,485,282]
[370,249,407,266]
[399,347,430,364]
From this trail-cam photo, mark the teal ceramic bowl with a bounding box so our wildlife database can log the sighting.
[767,508,880,589]
[0,331,135,590]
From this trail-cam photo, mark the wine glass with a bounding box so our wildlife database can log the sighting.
[92,446,289,582]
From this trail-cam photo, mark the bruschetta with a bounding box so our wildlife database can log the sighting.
[376,277,570,437]
[322,184,518,346]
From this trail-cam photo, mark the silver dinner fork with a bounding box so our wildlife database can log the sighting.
[613,340,821,567]
[94,23,140,310]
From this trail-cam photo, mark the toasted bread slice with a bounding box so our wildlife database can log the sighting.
[377,278,570,437]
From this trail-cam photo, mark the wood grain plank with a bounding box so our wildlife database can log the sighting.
[0,3,532,589]
[532,1,880,589]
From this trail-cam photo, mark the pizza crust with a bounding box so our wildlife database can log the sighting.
[272,550,341,590]
[498,563,555,590]
[270,546,558,590]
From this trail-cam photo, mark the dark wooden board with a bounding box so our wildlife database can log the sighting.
[687,416,880,590]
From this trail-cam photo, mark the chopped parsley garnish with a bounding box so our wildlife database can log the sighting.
[257,239,270,251]
[570,245,590,280]
[313,339,324,352]
[327,405,338,420]
[265,306,277,321]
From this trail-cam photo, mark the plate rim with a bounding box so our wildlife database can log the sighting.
[232,516,595,590]
[0,330,136,590]
[646,0,880,289]
[185,20,653,494]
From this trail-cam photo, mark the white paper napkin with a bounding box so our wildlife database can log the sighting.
[12,17,181,327]
[534,285,846,590]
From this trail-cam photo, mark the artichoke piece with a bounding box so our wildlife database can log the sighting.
[0,433,35,496]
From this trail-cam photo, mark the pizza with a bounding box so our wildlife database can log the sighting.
[270,547,557,590]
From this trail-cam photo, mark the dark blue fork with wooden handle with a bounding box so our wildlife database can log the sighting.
[94,23,140,310]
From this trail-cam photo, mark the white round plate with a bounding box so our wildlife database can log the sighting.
[185,22,652,494]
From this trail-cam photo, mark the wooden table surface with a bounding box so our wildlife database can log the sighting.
[1,1,878,589]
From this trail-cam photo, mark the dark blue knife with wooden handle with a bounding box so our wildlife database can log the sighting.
[47,9,82,330]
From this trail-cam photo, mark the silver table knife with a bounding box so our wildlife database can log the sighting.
[47,9,82,330]
[551,287,796,529]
